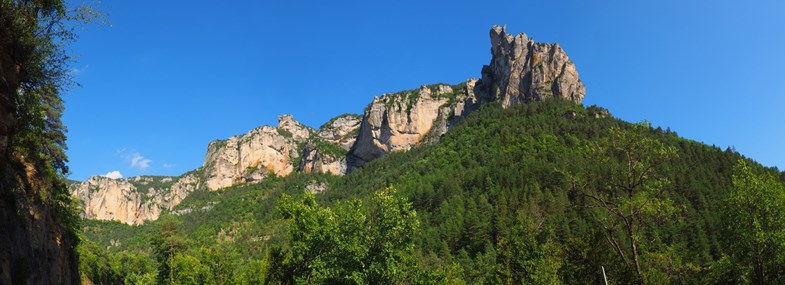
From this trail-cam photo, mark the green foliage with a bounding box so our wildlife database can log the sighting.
[580,122,680,284]
[1,2,104,283]
[723,160,785,284]
[151,216,189,284]
[273,186,420,284]
[277,128,294,138]
[318,113,362,131]
[78,99,784,284]
[310,138,348,158]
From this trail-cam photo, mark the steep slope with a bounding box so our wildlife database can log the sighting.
[0,185,79,285]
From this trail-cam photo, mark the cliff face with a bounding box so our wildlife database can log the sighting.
[347,84,467,169]
[299,114,361,175]
[69,173,202,225]
[316,114,362,150]
[0,183,79,285]
[203,115,312,190]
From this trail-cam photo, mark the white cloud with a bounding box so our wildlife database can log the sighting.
[69,65,89,75]
[129,152,151,170]
[102,171,123,179]
[163,163,175,169]
[116,148,152,171]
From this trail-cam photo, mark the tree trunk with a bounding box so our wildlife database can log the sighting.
[627,222,644,285]
[0,42,19,163]
[754,242,765,284]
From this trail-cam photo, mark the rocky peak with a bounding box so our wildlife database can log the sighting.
[347,26,586,171]
[277,114,313,142]
[479,25,586,106]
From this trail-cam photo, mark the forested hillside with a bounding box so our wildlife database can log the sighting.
[79,99,785,284]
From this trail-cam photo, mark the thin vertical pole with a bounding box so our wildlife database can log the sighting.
[602,266,609,285]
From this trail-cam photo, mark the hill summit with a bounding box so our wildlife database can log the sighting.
[70,25,586,225]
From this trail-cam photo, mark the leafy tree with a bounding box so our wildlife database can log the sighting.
[151,216,189,285]
[726,160,785,284]
[77,239,121,284]
[199,244,239,285]
[581,122,679,285]
[169,253,213,285]
[275,186,419,284]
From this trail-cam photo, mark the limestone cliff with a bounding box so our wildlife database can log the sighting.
[299,114,361,175]
[202,115,313,190]
[347,84,461,169]
[69,173,202,225]
[316,114,362,150]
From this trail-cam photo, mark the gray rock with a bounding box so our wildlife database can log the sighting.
[477,25,586,106]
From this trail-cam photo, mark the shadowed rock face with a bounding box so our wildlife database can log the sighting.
[0,189,79,285]
[299,114,362,175]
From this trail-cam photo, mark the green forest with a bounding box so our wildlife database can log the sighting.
[78,100,785,284]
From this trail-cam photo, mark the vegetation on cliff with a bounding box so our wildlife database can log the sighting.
[0,0,101,283]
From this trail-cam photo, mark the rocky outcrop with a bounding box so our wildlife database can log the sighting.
[69,173,202,225]
[476,25,585,107]
[278,114,313,142]
[299,114,361,175]
[299,142,348,175]
[317,114,362,150]
[347,25,586,170]
[203,115,313,190]
[347,84,459,169]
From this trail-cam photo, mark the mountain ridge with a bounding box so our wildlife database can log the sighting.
[70,25,587,225]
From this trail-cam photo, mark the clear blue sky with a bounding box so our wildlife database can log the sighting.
[63,0,785,180]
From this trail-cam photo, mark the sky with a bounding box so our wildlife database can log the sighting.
[63,0,785,181]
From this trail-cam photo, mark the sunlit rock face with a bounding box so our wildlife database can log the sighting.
[203,115,313,191]
[69,174,201,225]
[479,25,586,107]
[347,84,454,170]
